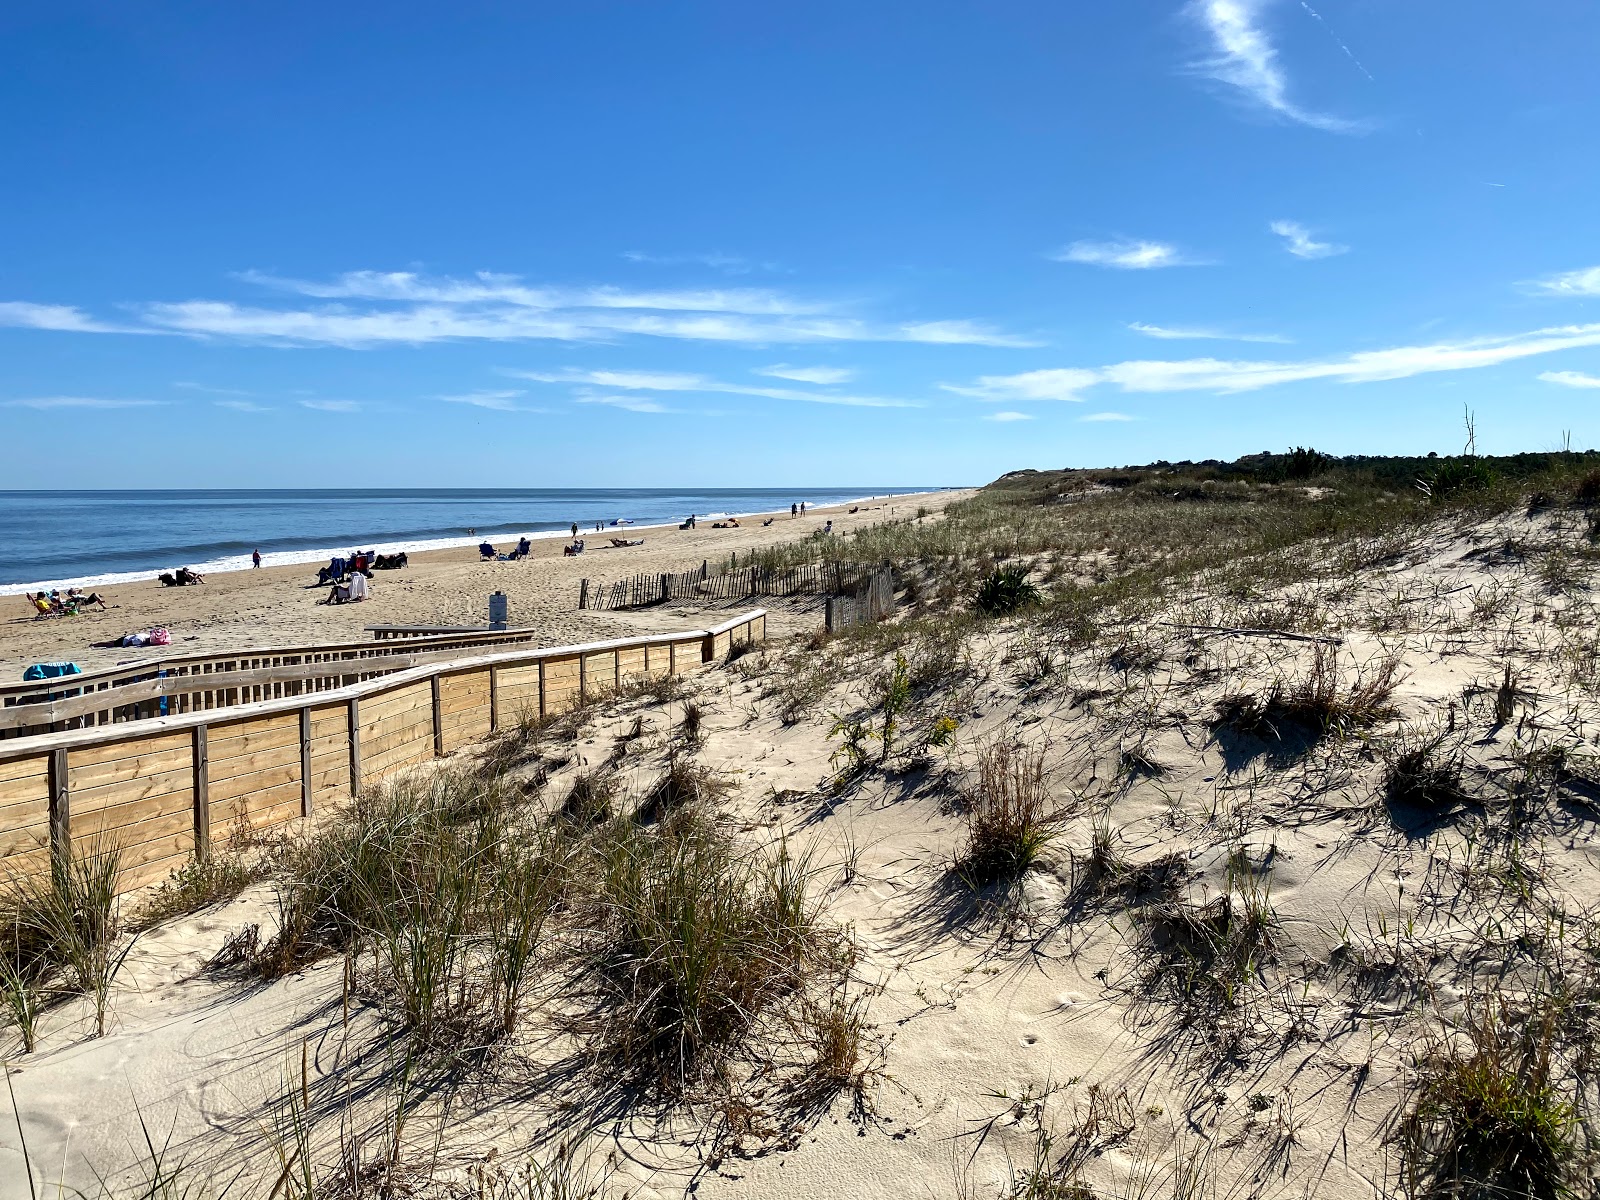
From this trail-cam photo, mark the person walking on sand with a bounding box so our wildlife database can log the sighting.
[571,522,578,539]
[800,501,807,516]
[252,548,261,569]
[791,502,797,517]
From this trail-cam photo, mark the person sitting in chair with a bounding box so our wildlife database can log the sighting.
[479,540,497,560]
[175,567,205,585]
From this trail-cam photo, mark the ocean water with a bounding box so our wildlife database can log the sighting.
[0,487,939,594]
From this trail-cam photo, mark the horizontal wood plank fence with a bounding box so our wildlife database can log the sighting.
[0,611,766,897]
[580,560,878,611]
[1,624,579,739]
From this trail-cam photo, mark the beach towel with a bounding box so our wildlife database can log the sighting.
[149,627,172,645]
[22,662,82,681]
[348,574,369,601]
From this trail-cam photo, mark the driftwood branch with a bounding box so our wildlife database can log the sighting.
[1158,622,1342,646]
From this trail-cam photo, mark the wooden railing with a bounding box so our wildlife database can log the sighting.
[0,625,575,738]
[0,611,766,897]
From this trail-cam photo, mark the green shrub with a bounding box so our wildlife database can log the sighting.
[974,564,1040,616]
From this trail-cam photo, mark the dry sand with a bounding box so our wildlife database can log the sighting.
[5,500,1600,1198]
[0,492,969,678]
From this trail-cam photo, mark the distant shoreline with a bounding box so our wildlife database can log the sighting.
[0,488,954,596]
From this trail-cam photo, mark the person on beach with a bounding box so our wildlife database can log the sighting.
[571,522,578,539]
[800,501,807,516]
[791,502,797,517]
[252,549,261,569]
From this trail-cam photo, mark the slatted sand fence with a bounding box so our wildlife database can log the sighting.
[579,560,877,611]
[0,611,766,896]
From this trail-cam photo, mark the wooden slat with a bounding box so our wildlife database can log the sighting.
[206,761,301,805]
[207,741,304,781]
[73,803,192,846]
[0,755,51,787]
[68,730,190,769]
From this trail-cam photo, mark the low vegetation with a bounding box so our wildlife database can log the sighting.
[955,741,1058,889]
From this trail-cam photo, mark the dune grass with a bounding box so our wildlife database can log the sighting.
[1397,998,1580,1200]
[578,815,843,1086]
[954,742,1058,890]
[1,838,131,1043]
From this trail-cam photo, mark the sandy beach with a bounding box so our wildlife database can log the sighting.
[0,491,970,677]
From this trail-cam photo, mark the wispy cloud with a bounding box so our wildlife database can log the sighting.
[756,364,855,384]
[0,302,144,334]
[1080,412,1137,422]
[6,270,1028,350]
[214,399,270,412]
[1052,240,1200,270]
[1189,0,1362,133]
[1524,266,1600,298]
[984,411,1033,422]
[1129,322,1290,344]
[1270,219,1347,259]
[899,320,1037,346]
[1539,370,1600,389]
[176,381,254,396]
[439,389,534,411]
[944,369,1102,402]
[620,251,775,275]
[4,396,164,409]
[506,367,921,408]
[576,393,673,413]
[238,269,818,316]
[948,322,1600,401]
[298,399,362,412]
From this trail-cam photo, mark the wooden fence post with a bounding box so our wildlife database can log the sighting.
[578,653,587,703]
[579,579,589,609]
[538,659,547,719]
[347,697,362,796]
[299,706,313,817]
[489,666,499,733]
[48,747,69,866]
[192,725,211,860]
[660,573,669,604]
[431,675,444,756]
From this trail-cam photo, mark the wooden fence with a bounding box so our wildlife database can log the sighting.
[1,624,578,739]
[580,560,876,611]
[824,565,896,633]
[0,611,766,897]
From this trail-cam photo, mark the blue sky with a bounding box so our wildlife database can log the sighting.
[4,1,1600,488]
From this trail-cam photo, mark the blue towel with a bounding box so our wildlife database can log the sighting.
[22,661,82,681]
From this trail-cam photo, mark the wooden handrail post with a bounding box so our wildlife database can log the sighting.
[489,666,499,732]
[192,725,211,861]
[48,747,70,868]
[299,706,313,817]
[538,659,547,719]
[347,697,362,796]
[431,675,444,756]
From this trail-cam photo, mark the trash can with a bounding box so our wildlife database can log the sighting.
[488,591,509,630]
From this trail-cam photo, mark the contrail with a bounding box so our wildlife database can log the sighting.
[1299,0,1376,82]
